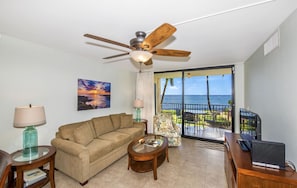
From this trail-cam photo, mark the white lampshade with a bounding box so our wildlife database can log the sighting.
[134,99,144,108]
[130,50,153,63]
[14,105,46,128]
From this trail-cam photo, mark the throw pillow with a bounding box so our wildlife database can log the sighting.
[110,113,126,129]
[59,121,86,141]
[92,116,114,137]
[120,114,133,128]
[73,121,94,146]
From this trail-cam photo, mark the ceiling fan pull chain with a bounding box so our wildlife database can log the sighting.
[139,62,142,73]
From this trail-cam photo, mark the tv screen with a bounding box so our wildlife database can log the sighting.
[240,108,262,141]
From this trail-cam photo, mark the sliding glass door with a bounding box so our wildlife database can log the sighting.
[155,72,183,121]
[154,66,234,142]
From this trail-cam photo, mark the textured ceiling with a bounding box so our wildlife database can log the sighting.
[1,0,297,72]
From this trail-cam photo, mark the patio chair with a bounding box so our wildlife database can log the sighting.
[153,113,181,146]
[183,111,202,132]
[205,111,230,129]
[0,150,12,188]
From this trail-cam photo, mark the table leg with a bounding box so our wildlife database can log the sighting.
[49,156,55,188]
[166,146,169,162]
[153,157,157,180]
[128,155,130,170]
[16,169,23,188]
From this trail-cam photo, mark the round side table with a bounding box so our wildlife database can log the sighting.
[8,145,56,188]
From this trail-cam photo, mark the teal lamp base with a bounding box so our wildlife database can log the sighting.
[135,108,141,122]
[23,126,38,158]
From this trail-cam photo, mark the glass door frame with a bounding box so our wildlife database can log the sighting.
[154,65,235,141]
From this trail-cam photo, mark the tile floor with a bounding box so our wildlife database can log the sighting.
[45,138,227,188]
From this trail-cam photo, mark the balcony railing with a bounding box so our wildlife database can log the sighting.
[161,103,232,129]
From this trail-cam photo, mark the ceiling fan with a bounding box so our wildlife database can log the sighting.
[83,23,191,65]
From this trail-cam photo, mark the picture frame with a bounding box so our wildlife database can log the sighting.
[77,78,111,110]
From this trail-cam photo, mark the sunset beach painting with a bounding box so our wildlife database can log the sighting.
[77,78,111,110]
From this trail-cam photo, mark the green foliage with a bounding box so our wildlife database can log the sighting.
[160,109,231,129]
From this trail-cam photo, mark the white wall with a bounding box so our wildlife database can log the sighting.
[245,10,297,165]
[234,63,245,133]
[0,35,136,153]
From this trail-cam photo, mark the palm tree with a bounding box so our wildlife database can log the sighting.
[206,75,212,112]
[160,78,174,104]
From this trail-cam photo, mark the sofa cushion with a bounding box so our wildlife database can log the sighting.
[98,132,131,148]
[110,113,125,130]
[116,127,143,139]
[59,121,89,141]
[87,139,114,163]
[73,121,95,146]
[92,116,114,137]
[120,114,133,128]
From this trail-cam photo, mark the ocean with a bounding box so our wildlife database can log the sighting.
[162,95,232,105]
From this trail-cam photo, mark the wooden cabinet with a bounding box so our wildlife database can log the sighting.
[225,146,236,188]
[224,133,297,188]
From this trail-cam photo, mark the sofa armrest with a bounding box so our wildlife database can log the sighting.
[51,138,88,159]
[51,138,90,183]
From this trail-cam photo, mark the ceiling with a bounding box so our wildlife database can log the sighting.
[1,0,297,72]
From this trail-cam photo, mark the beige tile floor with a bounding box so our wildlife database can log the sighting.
[45,138,227,188]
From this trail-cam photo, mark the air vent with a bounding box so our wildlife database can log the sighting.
[264,29,280,56]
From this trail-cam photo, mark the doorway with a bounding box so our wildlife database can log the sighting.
[154,66,234,142]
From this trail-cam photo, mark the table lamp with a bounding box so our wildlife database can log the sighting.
[13,104,46,158]
[134,99,144,122]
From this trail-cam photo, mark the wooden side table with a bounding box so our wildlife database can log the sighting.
[8,145,56,188]
[133,119,148,134]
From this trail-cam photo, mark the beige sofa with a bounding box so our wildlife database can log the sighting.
[51,113,144,185]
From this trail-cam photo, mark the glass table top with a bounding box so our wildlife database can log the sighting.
[132,135,164,153]
[12,147,50,162]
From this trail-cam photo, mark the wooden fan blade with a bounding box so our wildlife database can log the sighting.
[144,59,153,65]
[152,49,191,57]
[141,23,176,51]
[84,34,135,50]
[103,52,130,59]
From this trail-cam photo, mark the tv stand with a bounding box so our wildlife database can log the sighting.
[224,133,297,188]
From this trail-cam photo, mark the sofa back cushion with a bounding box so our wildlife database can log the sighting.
[120,114,133,128]
[59,120,90,141]
[92,116,114,137]
[110,113,126,129]
[73,121,95,146]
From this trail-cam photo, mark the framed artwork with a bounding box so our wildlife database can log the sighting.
[77,78,111,110]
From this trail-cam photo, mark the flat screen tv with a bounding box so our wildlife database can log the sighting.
[240,108,262,141]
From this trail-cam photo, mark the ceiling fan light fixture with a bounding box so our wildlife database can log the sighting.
[130,50,153,63]
[84,23,190,65]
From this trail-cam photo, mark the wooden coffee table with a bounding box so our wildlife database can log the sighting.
[127,134,169,180]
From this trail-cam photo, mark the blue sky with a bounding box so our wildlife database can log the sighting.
[161,74,232,95]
